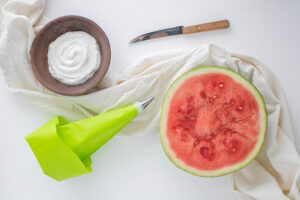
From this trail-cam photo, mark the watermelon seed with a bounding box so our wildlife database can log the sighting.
[193,139,200,147]
[200,91,206,99]
[200,146,215,160]
[209,95,217,103]
[219,83,224,88]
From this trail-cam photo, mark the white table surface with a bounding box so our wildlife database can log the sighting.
[1,0,300,199]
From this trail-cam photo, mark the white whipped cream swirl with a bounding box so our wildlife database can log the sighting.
[48,31,101,85]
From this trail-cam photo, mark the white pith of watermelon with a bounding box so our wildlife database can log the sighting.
[159,66,267,177]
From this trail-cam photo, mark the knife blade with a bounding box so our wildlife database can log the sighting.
[130,19,230,44]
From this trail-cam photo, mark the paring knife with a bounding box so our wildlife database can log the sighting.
[130,19,230,44]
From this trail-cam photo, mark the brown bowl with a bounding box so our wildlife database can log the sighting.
[30,15,111,96]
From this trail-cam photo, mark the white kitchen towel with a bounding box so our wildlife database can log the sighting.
[0,0,299,199]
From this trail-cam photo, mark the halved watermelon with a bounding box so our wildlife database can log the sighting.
[160,66,267,177]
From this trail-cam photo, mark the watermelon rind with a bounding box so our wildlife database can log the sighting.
[159,66,267,177]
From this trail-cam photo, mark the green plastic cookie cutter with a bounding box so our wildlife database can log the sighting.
[26,98,154,181]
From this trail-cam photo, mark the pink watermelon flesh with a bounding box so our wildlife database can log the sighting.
[167,73,260,170]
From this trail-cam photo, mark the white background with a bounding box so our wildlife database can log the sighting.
[1,0,300,199]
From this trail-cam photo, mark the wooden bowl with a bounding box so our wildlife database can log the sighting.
[30,15,111,96]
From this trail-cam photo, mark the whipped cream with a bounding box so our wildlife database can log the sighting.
[48,31,101,85]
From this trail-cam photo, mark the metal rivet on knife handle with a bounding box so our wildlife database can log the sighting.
[182,19,230,34]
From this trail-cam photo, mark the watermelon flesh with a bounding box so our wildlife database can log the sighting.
[160,66,267,176]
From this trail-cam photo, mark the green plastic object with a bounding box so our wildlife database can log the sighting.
[26,98,154,181]
[26,116,92,181]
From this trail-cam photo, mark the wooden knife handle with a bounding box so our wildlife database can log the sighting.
[182,19,230,34]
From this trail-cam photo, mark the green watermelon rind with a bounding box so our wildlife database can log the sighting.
[159,66,268,177]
